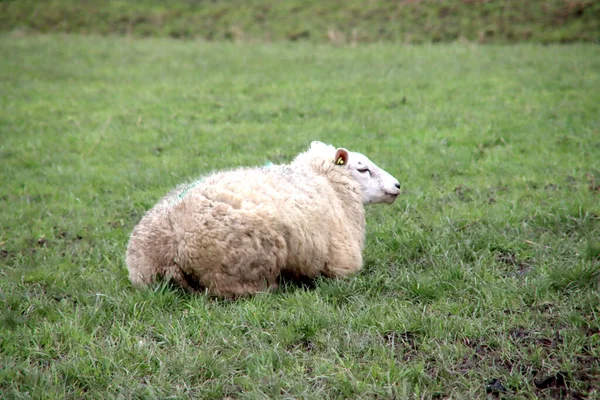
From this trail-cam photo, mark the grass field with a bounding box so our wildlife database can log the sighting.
[2,0,599,44]
[1,34,599,399]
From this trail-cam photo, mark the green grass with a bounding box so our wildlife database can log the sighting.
[1,34,600,399]
[2,0,599,44]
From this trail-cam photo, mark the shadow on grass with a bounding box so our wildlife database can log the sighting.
[148,270,320,302]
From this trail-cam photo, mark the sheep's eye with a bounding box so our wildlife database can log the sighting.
[358,168,370,174]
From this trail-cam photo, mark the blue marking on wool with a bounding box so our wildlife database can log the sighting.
[169,179,203,206]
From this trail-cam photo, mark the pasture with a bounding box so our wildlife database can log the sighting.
[1,35,599,398]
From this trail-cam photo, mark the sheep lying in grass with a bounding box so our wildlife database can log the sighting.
[126,141,401,298]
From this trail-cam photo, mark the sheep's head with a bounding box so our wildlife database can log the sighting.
[310,141,401,205]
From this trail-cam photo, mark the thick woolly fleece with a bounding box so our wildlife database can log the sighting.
[126,146,365,298]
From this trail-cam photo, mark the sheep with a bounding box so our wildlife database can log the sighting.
[125,141,401,298]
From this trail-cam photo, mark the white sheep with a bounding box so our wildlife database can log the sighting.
[126,141,401,298]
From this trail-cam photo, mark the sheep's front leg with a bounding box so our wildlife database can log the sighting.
[323,242,363,278]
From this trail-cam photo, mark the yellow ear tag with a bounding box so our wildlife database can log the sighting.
[336,157,345,165]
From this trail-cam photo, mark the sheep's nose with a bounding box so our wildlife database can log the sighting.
[395,182,401,189]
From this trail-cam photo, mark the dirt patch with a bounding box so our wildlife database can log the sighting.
[486,185,509,205]
[509,328,563,348]
[587,173,600,192]
[486,378,507,397]
[458,337,508,376]
[287,338,316,353]
[506,328,598,398]
[533,370,592,399]
[495,251,534,276]
[381,331,419,361]
[454,185,473,202]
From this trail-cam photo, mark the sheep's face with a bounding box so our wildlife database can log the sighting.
[310,141,401,205]
[346,150,401,205]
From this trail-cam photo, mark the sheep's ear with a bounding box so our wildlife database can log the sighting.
[334,148,349,166]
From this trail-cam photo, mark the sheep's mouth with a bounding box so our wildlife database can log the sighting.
[383,191,400,203]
